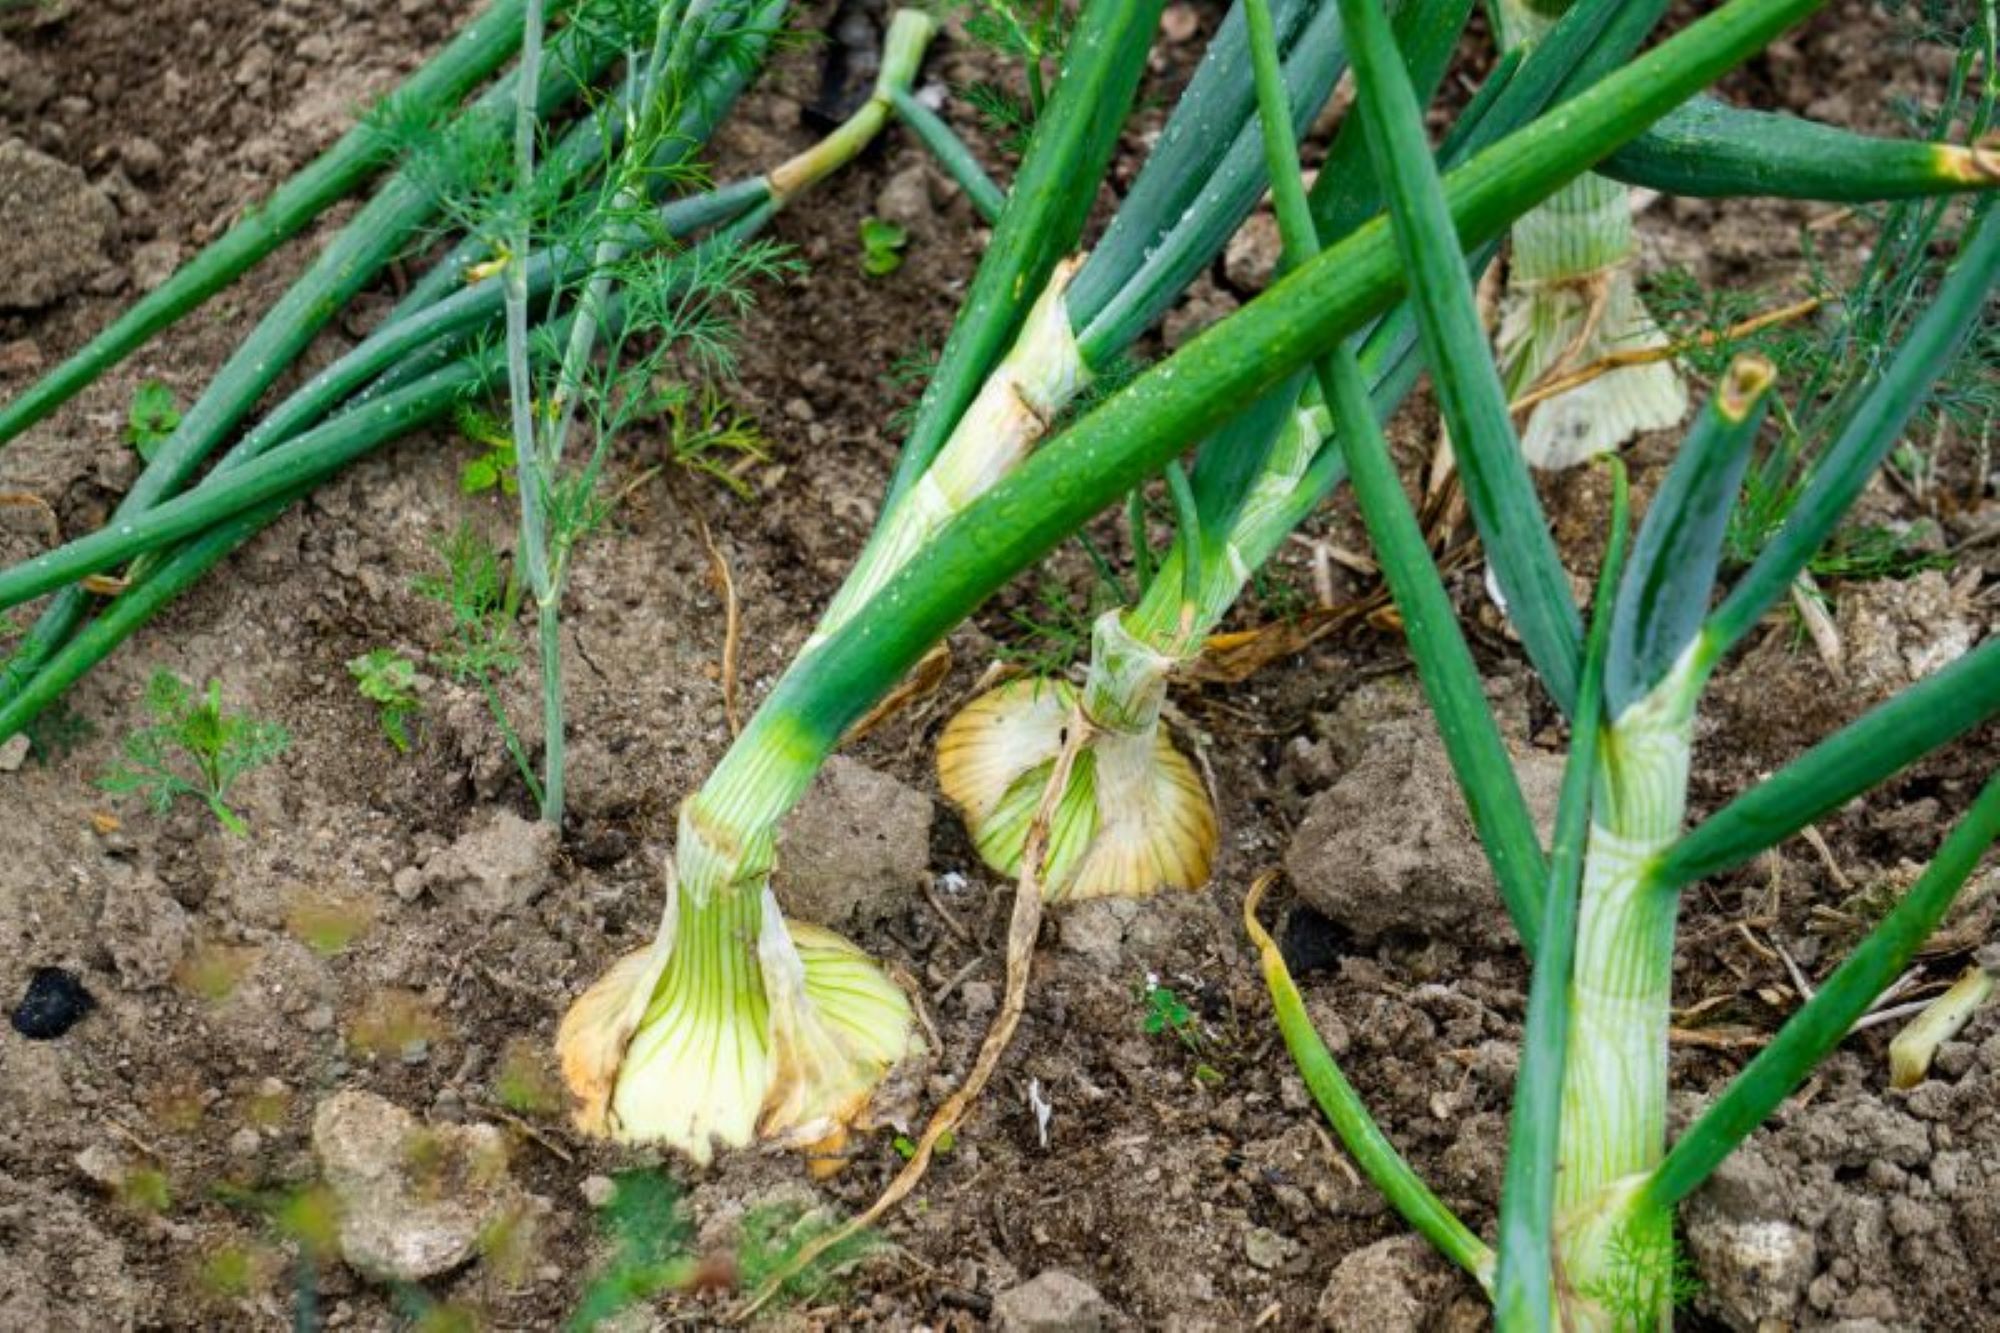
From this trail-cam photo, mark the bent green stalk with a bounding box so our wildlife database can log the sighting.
[0,0,530,450]
[1605,95,2000,202]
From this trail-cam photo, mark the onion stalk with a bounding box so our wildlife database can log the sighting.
[1494,0,1688,471]
[559,0,1876,1171]
[1887,963,1995,1090]
[557,0,1168,1161]
[1242,0,2000,1320]
[559,0,1379,1156]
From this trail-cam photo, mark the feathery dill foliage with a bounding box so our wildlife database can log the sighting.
[99,672,290,835]
[953,0,1078,154]
[1661,5,2000,571]
[395,0,797,822]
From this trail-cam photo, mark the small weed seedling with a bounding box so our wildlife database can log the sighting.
[1140,976,1202,1053]
[571,1171,696,1331]
[664,384,771,498]
[347,648,422,752]
[452,404,519,497]
[99,671,289,835]
[734,1201,880,1307]
[859,216,909,276]
[893,1128,955,1159]
[125,381,182,462]
[953,0,1076,154]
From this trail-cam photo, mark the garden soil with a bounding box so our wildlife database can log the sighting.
[2,0,1997,1329]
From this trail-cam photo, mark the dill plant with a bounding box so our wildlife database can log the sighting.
[100,672,290,835]
[0,0,939,750]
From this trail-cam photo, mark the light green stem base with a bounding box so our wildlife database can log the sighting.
[1557,661,1700,1324]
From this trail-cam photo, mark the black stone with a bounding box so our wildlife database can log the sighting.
[1278,903,1350,979]
[10,966,96,1040]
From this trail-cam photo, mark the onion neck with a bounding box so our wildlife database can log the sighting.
[1557,654,1702,1324]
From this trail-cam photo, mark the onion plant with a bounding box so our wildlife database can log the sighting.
[1231,0,2000,1325]
[556,0,1381,1161]
[551,0,1910,1171]
[1492,0,1687,470]
[557,0,1171,1164]
[939,0,2000,904]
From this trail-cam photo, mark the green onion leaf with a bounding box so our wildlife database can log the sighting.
[1654,636,2000,891]
[1333,0,1586,715]
[1605,357,1774,716]
[1606,95,2000,203]
[1494,460,1628,1331]
[1641,769,2000,1213]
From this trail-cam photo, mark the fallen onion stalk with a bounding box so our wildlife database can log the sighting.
[0,1,976,742]
[0,14,622,714]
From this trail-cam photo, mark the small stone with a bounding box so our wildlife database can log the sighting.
[301,1003,336,1033]
[1243,1225,1293,1271]
[73,1143,128,1189]
[873,163,934,230]
[228,1127,263,1158]
[580,1174,618,1209]
[130,238,181,293]
[1223,212,1283,292]
[775,756,933,929]
[391,866,424,902]
[0,733,30,772]
[1286,690,1561,945]
[312,1090,521,1282]
[1838,570,1977,701]
[959,980,998,1019]
[420,810,556,915]
[1685,1212,1817,1329]
[0,139,118,310]
[1317,1236,1460,1333]
[992,1269,1110,1333]
[783,396,816,423]
[1057,898,1137,965]
[120,136,165,178]
[0,338,43,376]
[1160,2,1201,42]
